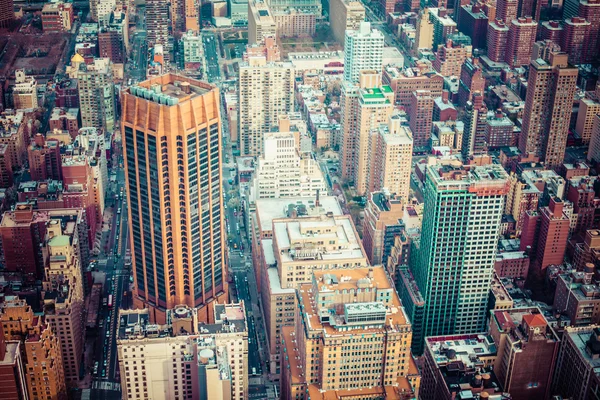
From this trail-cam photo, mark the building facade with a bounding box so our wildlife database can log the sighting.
[122,75,227,323]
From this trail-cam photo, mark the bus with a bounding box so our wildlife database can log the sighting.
[107,294,113,309]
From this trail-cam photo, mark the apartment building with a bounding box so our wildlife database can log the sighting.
[343,22,384,84]
[248,0,277,44]
[280,266,419,400]
[238,56,294,156]
[252,131,326,199]
[12,70,38,110]
[75,58,116,133]
[329,0,365,44]
[118,303,248,400]
[362,190,404,266]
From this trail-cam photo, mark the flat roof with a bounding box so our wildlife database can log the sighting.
[255,196,342,233]
[267,267,295,295]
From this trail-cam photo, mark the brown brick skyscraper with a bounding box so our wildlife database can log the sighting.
[519,52,578,169]
[122,74,227,324]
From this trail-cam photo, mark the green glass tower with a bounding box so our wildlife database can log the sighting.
[399,163,508,354]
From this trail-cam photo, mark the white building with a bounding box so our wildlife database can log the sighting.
[181,30,203,70]
[117,303,248,400]
[12,69,38,109]
[343,21,384,84]
[238,55,294,156]
[252,131,327,199]
[96,0,116,25]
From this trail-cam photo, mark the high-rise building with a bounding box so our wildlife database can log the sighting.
[253,131,326,199]
[505,17,538,67]
[519,52,578,169]
[409,90,434,149]
[42,214,86,385]
[118,304,248,400]
[432,40,469,77]
[578,0,600,62]
[576,95,600,144]
[490,308,559,400]
[0,324,27,400]
[496,0,517,24]
[486,19,510,62]
[362,190,405,265]
[461,93,488,159]
[458,58,485,107]
[28,134,62,182]
[122,75,227,324]
[248,0,277,45]
[340,72,394,194]
[562,17,592,65]
[329,0,365,45]
[146,0,171,65]
[75,58,116,132]
[429,7,457,48]
[414,8,434,55]
[540,20,563,43]
[383,63,444,109]
[554,268,600,326]
[41,1,74,32]
[401,163,508,353]
[457,4,488,49]
[280,266,420,400]
[99,27,125,64]
[420,332,501,400]
[371,115,413,199]
[588,114,600,163]
[485,109,514,148]
[0,0,14,28]
[12,70,38,110]
[238,55,294,156]
[343,22,384,84]
[553,325,600,400]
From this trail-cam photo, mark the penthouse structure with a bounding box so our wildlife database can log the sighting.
[122,75,227,323]
[117,303,248,400]
[402,164,509,353]
[280,266,419,400]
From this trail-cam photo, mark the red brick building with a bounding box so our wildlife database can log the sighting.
[409,90,434,148]
[567,176,600,234]
[0,143,13,189]
[540,20,563,43]
[505,17,538,68]
[496,0,517,23]
[562,17,592,65]
[535,197,570,270]
[433,91,457,121]
[458,3,488,49]
[578,0,600,62]
[487,20,510,62]
[458,57,485,106]
[28,135,62,182]
[49,107,80,139]
[99,29,125,64]
[486,109,515,148]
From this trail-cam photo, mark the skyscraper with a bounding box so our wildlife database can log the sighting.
[146,0,170,65]
[505,17,538,68]
[401,163,508,353]
[343,21,384,84]
[519,52,578,169]
[122,75,227,323]
[238,54,294,157]
[562,17,591,65]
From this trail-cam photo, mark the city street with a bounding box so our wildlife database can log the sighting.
[203,32,221,82]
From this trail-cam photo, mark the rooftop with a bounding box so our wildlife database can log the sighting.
[566,326,600,371]
[428,164,509,194]
[126,74,216,106]
[492,307,559,345]
[273,215,365,263]
[255,195,342,234]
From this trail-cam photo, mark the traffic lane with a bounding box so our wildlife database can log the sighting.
[234,273,261,375]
